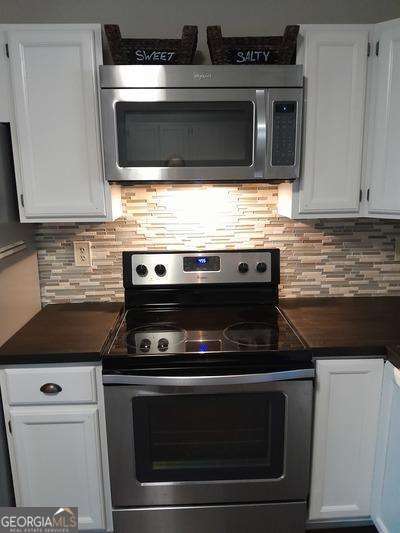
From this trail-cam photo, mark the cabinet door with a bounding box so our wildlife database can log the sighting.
[309,358,383,521]
[7,27,108,221]
[10,405,106,531]
[0,30,11,121]
[297,27,369,216]
[365,20,400,217]
[372,362,400,532]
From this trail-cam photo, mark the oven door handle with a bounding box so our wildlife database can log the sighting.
[103,368,314,386]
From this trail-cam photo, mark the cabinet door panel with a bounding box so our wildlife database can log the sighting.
[10,405,106,530]
[367,22,400,216]
[299,29,368,215]
[372,362,400,532]
[309,358,383,521]
[8,29,106,219]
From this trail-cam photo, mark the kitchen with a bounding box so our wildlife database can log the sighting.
[0,0,400,532]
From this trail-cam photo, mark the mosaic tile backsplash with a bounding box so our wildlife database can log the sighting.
[35,184,400,305]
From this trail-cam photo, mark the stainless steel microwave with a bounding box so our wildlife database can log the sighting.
[99,65,303,183]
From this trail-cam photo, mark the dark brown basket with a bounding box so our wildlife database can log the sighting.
[207,25,299,65]
[104,25,198,65]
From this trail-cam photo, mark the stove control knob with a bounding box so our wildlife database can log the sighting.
[238,262,249,274]
[136,264,148,277]
[155,264,167,277]
[256,262,267,273]
[139,338,151,352]
[158,338,169,352]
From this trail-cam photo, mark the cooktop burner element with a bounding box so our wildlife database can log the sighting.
[126,323,187,354]
[223,322,275,347]
[108,304,303,357]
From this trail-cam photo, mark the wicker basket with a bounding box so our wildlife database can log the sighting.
[207,25,299,65]
[104,25,198,65]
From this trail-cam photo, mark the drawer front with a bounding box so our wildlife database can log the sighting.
[3,366,98,405]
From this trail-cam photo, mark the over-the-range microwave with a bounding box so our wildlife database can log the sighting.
[99,65,303,183]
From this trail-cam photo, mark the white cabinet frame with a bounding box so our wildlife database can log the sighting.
[0,363,113,532]
[309,358,383,521]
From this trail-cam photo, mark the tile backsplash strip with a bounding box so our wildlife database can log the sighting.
[36,184,400,305]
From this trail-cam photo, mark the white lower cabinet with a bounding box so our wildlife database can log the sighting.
[0,364,112,532]
[309,358,383,521]
[371,362,400,532]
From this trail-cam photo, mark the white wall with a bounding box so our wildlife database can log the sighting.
[0,0,399,62]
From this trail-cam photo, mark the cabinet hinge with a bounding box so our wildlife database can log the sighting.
[375,41,380,56]
[8,420,12,434]
[5,43,9,58]
[20,194,24,207]
[359,189,363,202]
[367,188,370,202]
[367,42,371,57]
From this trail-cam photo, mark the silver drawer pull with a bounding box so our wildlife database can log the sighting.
[40,383,62,395]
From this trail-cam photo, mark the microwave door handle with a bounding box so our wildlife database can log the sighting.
[103,368,315,386]
[254,90,267,179]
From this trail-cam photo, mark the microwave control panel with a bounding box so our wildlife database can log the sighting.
[271,101,297,167]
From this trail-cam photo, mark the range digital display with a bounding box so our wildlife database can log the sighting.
[183,256,220,272]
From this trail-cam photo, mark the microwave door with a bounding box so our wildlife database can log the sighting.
[101,88,265,182]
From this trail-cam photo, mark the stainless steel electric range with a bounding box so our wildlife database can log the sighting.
[103,249,314,533]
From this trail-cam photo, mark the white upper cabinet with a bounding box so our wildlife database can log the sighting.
[278,26,370,219]
[364,19,400,218]
[3,24,120,222]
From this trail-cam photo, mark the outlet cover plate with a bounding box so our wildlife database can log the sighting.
[73,241,92,267]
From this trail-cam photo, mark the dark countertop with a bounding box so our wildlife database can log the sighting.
[387,345,400,368]
[279,296,400,363]
[0,297,400,367]
[0,302,123,364]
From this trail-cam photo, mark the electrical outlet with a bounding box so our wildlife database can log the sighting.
[395,238,400,262]
[73,241,92,267]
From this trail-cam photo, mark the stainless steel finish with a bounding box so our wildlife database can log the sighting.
[101,88,264,182]
[130,251,272,285]
[104,379,313,506]
[112,502,307,533]
[254,90,267,178]
[103,368,315,386]
[267,88,303,180]
[100,65,304,89]
[100,66,304,183]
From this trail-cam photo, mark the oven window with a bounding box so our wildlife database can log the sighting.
[133,392,285,482]
[116,101,254,168]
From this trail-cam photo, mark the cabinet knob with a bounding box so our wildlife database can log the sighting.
[40,383,62,395]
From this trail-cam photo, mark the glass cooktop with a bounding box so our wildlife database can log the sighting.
[107,305,305,357]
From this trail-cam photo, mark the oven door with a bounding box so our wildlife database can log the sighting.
[103,368,313,507]
[100,88,266,182]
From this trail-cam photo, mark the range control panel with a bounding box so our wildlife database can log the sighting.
[125,250,277,286]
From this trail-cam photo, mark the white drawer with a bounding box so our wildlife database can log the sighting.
[3,366,98,405]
